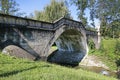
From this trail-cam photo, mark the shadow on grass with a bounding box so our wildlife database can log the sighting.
[0,64,52,78]
[0,62,34,64]
[0,62,14,64]
[0,66,37,77]
[41,65,51,68]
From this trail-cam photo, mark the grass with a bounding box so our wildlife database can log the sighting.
[89,38,120,70]
[49,46,58,54]
[0,53,117,80]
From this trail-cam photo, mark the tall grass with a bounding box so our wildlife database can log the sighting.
[89,38,120,70]
[0,53,116,80]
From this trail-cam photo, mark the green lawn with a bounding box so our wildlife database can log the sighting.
[89,38,120,70]
[0,53,117,80]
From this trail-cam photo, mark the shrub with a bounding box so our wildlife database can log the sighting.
[115,40,120,55]
[88,39,95,50]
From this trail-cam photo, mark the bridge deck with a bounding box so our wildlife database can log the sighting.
[0,13,97,35]
[0,14,83,30]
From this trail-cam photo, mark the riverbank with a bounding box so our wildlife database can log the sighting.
[0,53,116,80]
[0,38,119,80]
[80,55,109,69]
[79,55,116,77]
[89,39,120,70]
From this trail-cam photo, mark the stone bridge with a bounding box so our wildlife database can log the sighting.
[0,14,100,66]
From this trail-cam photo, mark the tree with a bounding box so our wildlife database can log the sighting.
[94,0,120,38]
[70,0,120,38]
[70,0,88,26]
[110,20,120,38]
[0,0,20,15]
[34,0,71,22]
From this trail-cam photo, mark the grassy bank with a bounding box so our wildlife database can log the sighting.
[0,53,116,80]
[89,38,120,70]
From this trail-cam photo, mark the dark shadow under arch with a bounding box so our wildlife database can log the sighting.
[0,39,40,60]
[0,39,20,50]
[47,29,87,66]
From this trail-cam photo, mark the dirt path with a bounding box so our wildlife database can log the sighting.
[80,55,109,69]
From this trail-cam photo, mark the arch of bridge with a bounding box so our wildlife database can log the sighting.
[0,14,99,64]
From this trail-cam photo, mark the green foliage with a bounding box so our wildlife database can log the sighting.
[92,0,120,38]
[89,39,120,70]
[0,53,117,80]
[100,20,120,38]
[115,59,120,68]
[99,39,117,59]
[115,40,120,56]
[70,0,88,26]
[99,40,105,53]
[110,21,120,38]
[70,0,120,37]
[88,39,95,50]
[0,0,19,15]
[34,0,71,22]
[85,26,96,31]
[91,0,120,25]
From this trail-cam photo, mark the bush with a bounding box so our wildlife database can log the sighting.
[115,40,120,56]
[98,39,106,53]
[115,59,120,67]
[88,39,95,50]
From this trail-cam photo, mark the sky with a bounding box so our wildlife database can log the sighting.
[16,0,79,20]
[15,0,99,28]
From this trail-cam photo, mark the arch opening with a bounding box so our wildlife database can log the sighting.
[48,29,88,66]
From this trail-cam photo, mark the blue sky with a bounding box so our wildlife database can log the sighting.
[15,0,99,27]
[16,0,78,20]
[16,0,50,15]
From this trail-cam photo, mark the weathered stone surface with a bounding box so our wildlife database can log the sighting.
[2,45,36,60]
[47,29,87,65]
[80,55,109,69]
[0,14,100,64]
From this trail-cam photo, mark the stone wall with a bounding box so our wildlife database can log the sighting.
[0,27,54,60]
[0,14,100,64]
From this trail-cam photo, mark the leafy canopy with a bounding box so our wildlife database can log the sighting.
[0,0,19,15]
[34,0,71,22]
[70,0,120,38]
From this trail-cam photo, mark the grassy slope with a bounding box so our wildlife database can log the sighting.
[0,53,116,80]
[89,39,120,70]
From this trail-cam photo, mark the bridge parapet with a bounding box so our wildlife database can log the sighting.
[0,13,54,30]
[53,17,85,30]
[0,13,99,43]
[0,13,86,31]
[86,29,98,36]
[86,29,101,49]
